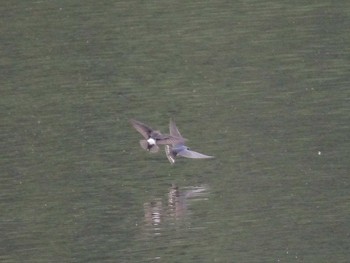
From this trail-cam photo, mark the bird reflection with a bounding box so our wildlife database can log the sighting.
[142,184,209,235]
[143,199,163,227]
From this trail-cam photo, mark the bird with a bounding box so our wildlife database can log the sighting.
[130,119,184,153]
[165,119,214,164]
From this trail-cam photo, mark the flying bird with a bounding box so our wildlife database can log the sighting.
[165,119,214,164]
[130,119,184,153]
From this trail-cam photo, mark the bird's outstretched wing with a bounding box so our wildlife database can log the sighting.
[169,119,187,145]
[156,136,185,145]
[177,149,214,159]
[130,119,153,139]
[165,145,176,164]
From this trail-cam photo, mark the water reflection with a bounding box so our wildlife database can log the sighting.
[142,184,209,236]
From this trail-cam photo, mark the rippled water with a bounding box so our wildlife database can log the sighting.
[1,1,349,262]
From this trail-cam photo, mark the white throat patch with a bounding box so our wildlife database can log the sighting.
[147,138,156,145]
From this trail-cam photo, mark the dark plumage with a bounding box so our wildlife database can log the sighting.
[130,119,184,153]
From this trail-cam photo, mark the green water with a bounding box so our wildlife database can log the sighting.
[1,1,349,262]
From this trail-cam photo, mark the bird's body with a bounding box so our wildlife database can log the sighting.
[165,120,214,164]
[130,119,184,153]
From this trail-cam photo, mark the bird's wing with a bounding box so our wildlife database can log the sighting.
[177,149,214,159]
[169,119,187,145]
[169,119,183,138]
[165,145,176,164]
[130,119,153,139]
[156,136,186,145]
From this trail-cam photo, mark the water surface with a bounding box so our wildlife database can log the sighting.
[1,1,349,262]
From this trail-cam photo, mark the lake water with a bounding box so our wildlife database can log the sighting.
[1,1,349,262]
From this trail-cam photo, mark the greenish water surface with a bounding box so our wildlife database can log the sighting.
[1,1,349,262]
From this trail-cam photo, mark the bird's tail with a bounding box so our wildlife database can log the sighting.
[165,145,176,164]
[140,140,159,153]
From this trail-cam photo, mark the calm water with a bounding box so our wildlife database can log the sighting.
[1,1,349,262]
